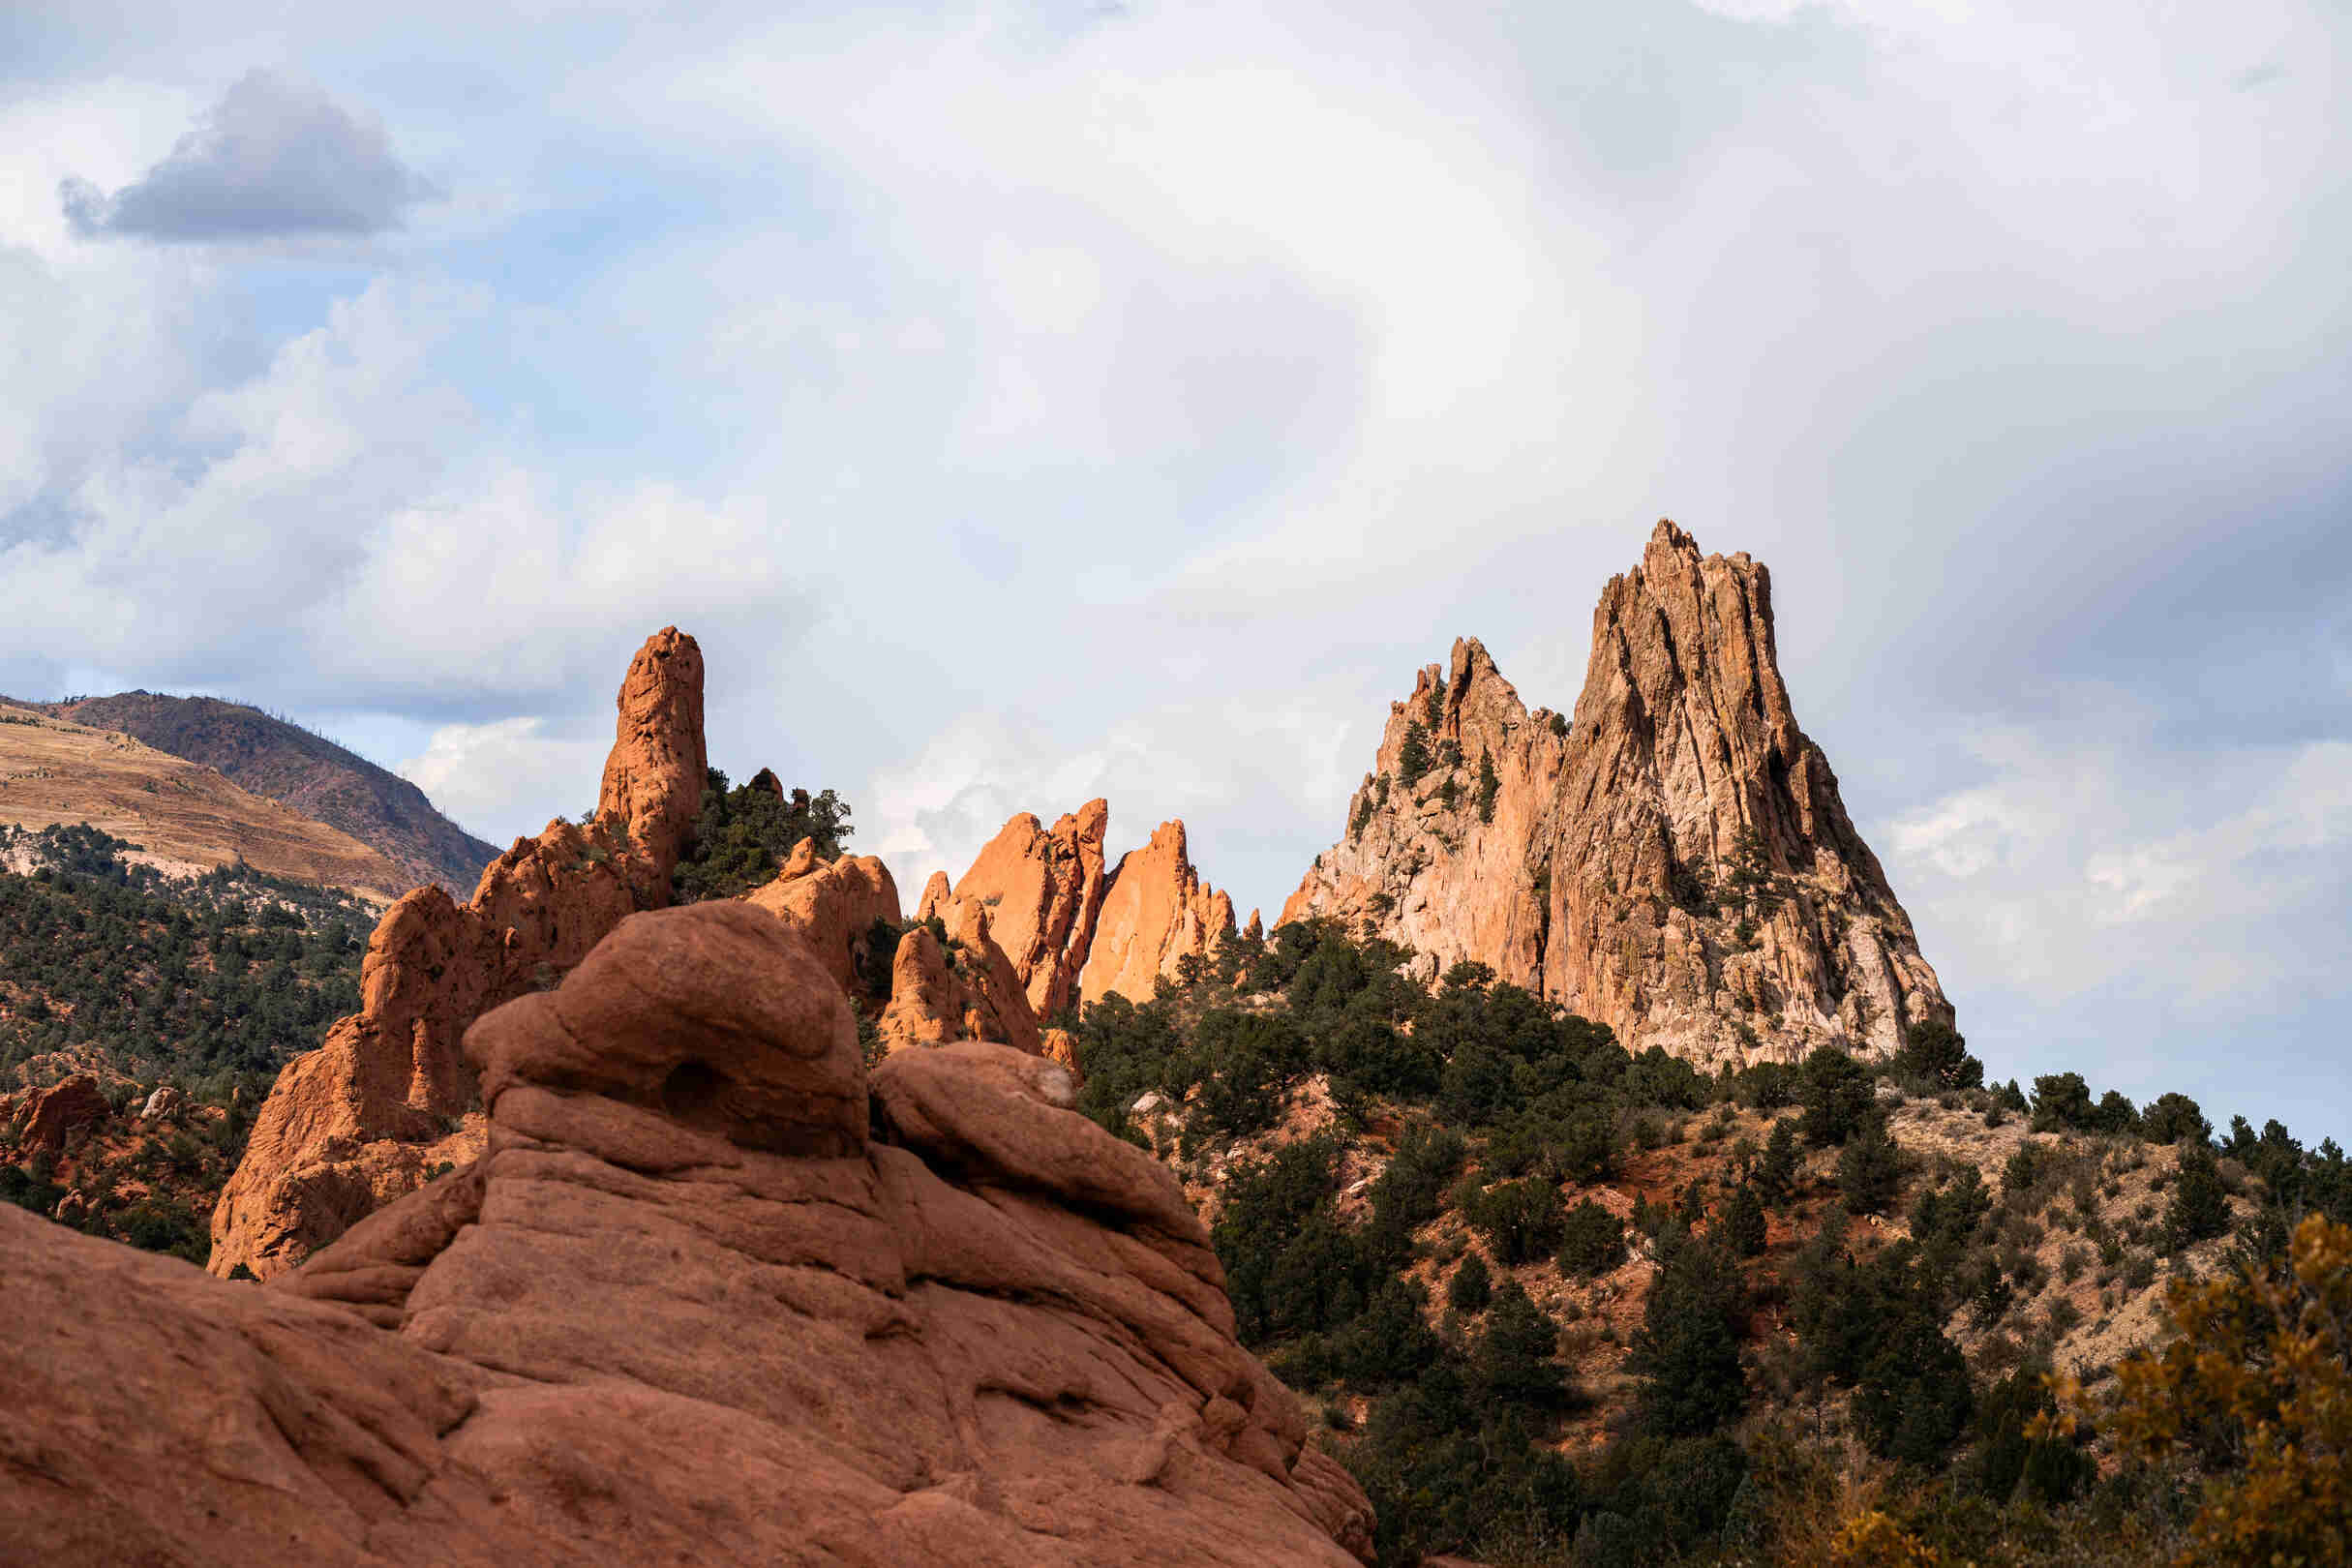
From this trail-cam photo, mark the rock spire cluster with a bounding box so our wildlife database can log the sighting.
[1283,521,1950,1068]
[921,804,1237,1019]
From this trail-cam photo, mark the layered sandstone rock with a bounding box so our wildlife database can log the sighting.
[1284,522,1950,1069]
[0,902,1373,1566]
[1079,821,1237,1008]
[743,840,904,1001]
[929,801,1109,1021]
[208,630,707,1281]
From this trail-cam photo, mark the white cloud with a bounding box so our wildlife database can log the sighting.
[1889,720,2352,1011]
[398,716,609,847]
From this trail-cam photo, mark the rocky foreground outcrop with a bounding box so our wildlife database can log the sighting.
[1284,521,1950,1069]
[208,629,708,1281]
[2,901,1373,1566]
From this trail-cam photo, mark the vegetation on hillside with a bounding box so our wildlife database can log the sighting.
[0,823,367,1261]
[1072,918,2352,1568]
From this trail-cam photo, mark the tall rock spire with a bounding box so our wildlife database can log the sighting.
[1284,521,1949,1067]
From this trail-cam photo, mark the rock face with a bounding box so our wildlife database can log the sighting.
[929,801,1110,1022]
[877,903,1044,1058]
[1079,821,1237,1008]
[13,1073,108,1151]
[1283,522,1950,1069]
[0,901,1373,1566]
[743,842,904,1001]
[207,629,708,1281]
[594,624,708,898]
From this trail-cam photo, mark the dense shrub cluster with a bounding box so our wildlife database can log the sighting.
[670,769,853,903]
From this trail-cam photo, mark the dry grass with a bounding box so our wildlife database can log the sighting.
[0,704,404,900]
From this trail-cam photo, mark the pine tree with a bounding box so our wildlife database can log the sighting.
[1448,1250,1493,1312]
[1476,748,1500,823]
[1755,1117,1801,1204]
[1630,1233,1747,1436]
[2164,1142,2230,1251]
[1471,1275,1562,1406]
[1836,1109,1903,1216]
[1719,1181,1767,1257]
[1398,720,1432,785]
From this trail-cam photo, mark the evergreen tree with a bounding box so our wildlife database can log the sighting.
[1471,1276,1562,1406]
[1476,748,1500,824]
[1718,1181,1767,1258]
[1448,1250,1493,1312]
[1398,720,1432,785]
[2164,1141,2231,1251]
[1797,1047,1874,1147]
[1630,1233,1747,1436]
[1895,1019,1982,1089]
[1835,1109,1903,1216]
[1556,1198,1628,1277]
[1755,1116,1802,1204]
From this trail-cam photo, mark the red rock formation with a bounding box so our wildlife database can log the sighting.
[916,869,951,921]
[931,800,1109,1022]
[877,902,1043,1057]
[743,843,903,1002]
[595,625,707,898]
[14,1073,108,1152]
[0,902,1375,1565]
[1078,821,1236,1007]
[1284,522,1951,1069]
[208,630,708,1280]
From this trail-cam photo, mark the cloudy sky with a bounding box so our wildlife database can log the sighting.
[4,2,2347,1135]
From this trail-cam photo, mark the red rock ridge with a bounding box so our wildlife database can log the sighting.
[1284,522,1951,1069]
[207,629,708,1280]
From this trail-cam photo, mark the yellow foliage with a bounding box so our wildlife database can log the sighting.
[1828,1509,1947,1568]
[2072,1213,2352,1568]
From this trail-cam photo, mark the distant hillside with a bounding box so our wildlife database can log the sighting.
[32,692,497,895]
[0,704,412,898]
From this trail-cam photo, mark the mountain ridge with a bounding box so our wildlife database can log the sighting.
[16,690,497,896]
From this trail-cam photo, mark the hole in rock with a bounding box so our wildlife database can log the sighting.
[660,1060,731,1134]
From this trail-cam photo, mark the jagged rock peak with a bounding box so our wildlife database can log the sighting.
[930,800,1110,1022]
[1284,522,1950,1070]
[209,629,709,1281]
[1079,820,1236,1008]
[5,902,1373,1564]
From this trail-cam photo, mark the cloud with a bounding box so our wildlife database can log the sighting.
[397,716,609,847]
[60,70,439,242]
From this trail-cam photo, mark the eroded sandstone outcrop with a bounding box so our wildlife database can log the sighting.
[0,901,1374,1566]
[11,1073,109,1152]
[927,801,1109,1022]
[744,839,904,1001]
[208,629,708,1281]
[1079,821,1237,1008]
[877,903,1044,1057]
[1284,522,1950,1069]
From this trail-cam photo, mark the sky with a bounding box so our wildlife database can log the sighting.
[2,2,2347,1139]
